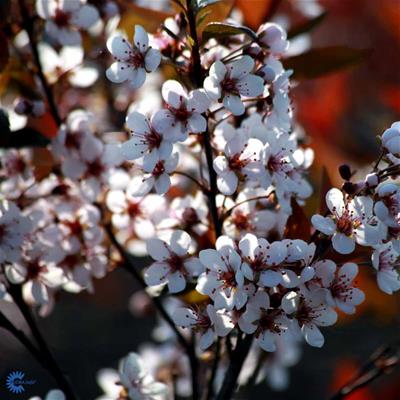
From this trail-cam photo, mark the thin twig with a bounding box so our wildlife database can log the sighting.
[330,342,400,400]
[215,334,254,400]
[8,284,77,399]
[205,338,221,400]
[173,170,207,191]
[106,224,199,400]
[222,194,272,219]
[18,0,62,125]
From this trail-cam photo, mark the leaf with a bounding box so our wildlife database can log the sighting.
[196,0,234,36]
[0,118,50,148]
[118,3,173,37]
[32,148,54,180]
[287,12,327,39]
[202,22,257,42]
[283,46,371,80]
[284,198,311,241]
[236,0,273,30]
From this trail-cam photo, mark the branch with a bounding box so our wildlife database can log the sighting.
[18,0,62,126]
[106,224,199,400]
[8,284,77,399]
[216,334,254,400]
[330,343,400,400]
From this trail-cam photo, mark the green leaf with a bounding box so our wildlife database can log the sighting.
[287,12,327,39]
[202,22,257,43]
[196,0,234,36]
[283,46,371,80]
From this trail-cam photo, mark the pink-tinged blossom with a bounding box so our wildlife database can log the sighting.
[129,151,179,196]
[371,242,400,294]
[144,230,203,293]
[257,23,289,55]
[36,0,99,46]
[121,111,174,167]
[118,352,168,399]
[239,233,287,287]
[106,25,161,89]
[282,290,337,348]
[204,56,264,115]
[374,183,400,228]
[311,188,380,254]
[52,110,95,159]
[0,200,31,263]
[381,121,400,157]
[197,236,255,310]
[154,80,210,141]
[312,261,365,314]
[239,290,288,352]
[213,135,264,195]
[173,304,234,350]
[5,240,64,306]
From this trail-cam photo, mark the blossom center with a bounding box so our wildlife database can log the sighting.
[167,253,184,272]
[27,260,46,280]
[87,159,105,177]
[5,154,26,174]
[145,129,162,150]
[228,154,248,172]
[221,77,239,95]
[152,160,165,177]
[130,51,145,68]
[54,8,71,27]
[232,210,251,231]
[182,207,200,225]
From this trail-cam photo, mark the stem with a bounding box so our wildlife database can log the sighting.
[222,194,272,219]
[0,311,44,364]
[186,0,222,238]
[216,334,254,400]
[18,0,62,125]
[106,225,199,400]
[173,170,206,191]
[8,284,77,399]
[330,343,399,400]
[204,338,221,400]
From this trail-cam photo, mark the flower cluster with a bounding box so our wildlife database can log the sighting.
[1,1,399,399]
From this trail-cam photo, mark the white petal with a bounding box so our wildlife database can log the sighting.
[311,215,336,235]
[133,25,149,51]
[217,171,238,195]
[302,324,324,347]
[162,80,186,108]
[107,35,131,60]
[169,230,191,255]
[332,233,355,255]
[72,4,99,29]
[223,94,245,116]
[126,111,150,133]
[237,74,264,97]
[168,271,186,293]
[154,173,171,194]
[146,238,169,261]
[144,48,161,72]
[144,262,169,286]
[229,56,254,79]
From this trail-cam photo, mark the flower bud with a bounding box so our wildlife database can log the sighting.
[364,172,379,188]
[338,164,352,181]
[14,97,45,117]
[381,121,400,156]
